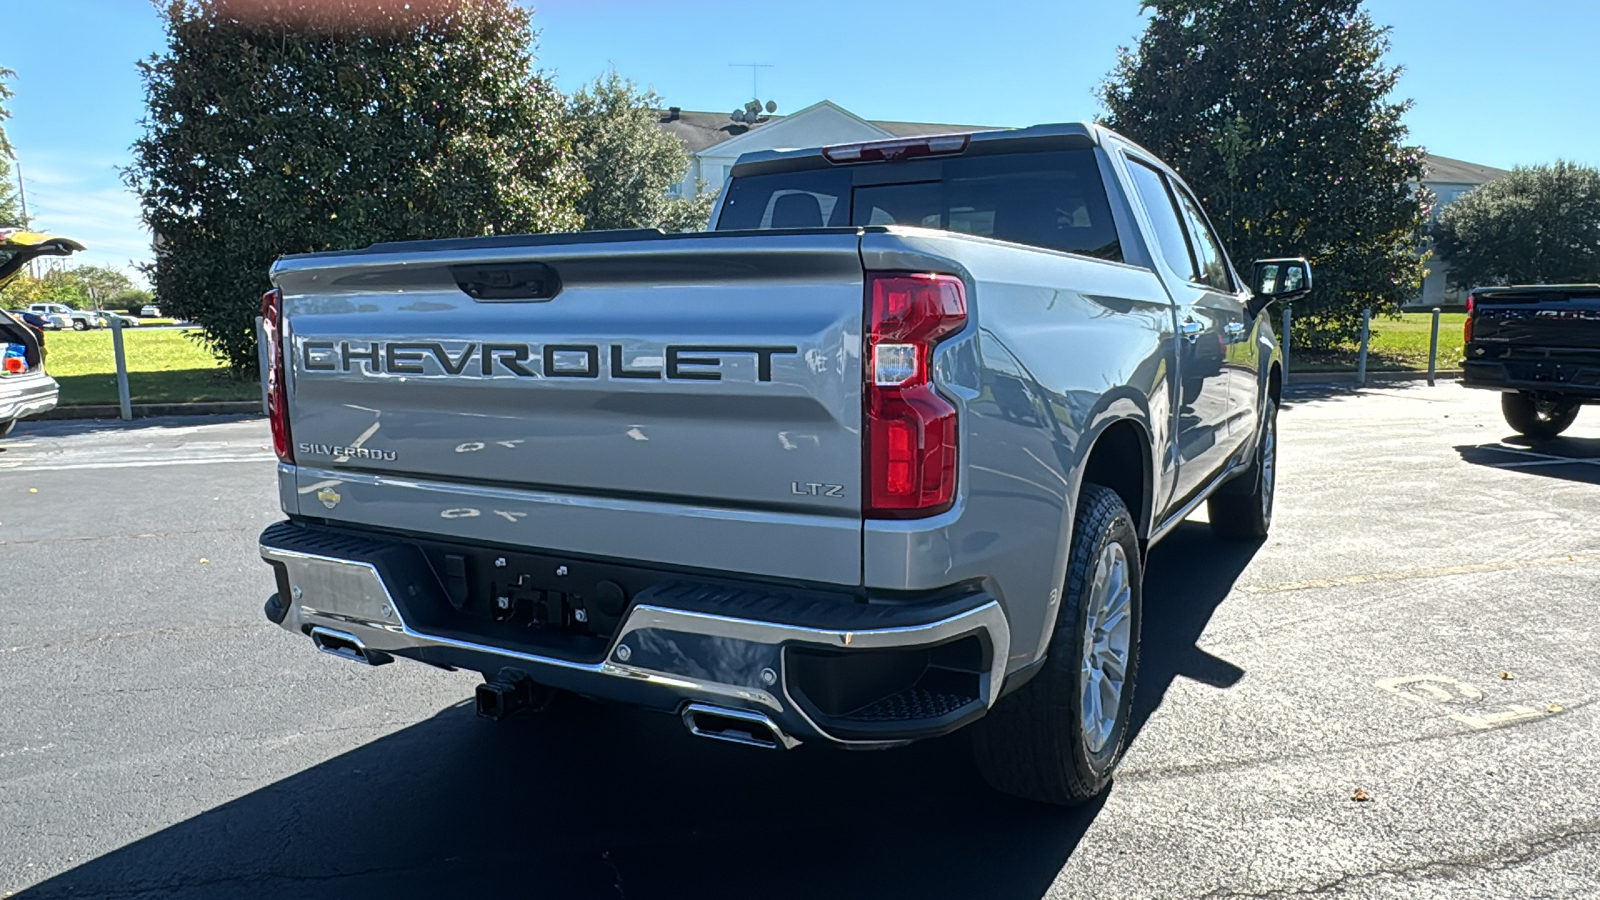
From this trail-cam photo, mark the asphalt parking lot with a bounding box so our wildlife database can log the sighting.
[2,382,1597,899]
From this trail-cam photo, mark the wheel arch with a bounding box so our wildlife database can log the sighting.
[1076,417,1155,542]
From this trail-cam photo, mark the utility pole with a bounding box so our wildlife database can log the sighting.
[16,163,37,278]
[15,164,28,228]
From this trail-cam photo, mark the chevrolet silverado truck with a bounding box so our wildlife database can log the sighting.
[1,231,82,437]
[258,123,1310,805]
[1463,284,1600,438]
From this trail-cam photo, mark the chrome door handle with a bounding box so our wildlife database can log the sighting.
[1179,319,1204,343]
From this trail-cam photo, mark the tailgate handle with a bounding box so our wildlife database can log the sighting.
[452,263,562,302]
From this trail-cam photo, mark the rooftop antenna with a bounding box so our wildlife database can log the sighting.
[729,63,774,102]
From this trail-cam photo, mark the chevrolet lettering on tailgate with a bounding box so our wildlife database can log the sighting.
[300,340,799,382]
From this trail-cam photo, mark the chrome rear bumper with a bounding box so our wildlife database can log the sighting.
[0,372,58,423]
[261,523,1010,747]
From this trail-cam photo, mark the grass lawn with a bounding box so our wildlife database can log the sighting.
[1294,312,1467,372]
[42,328,260,405]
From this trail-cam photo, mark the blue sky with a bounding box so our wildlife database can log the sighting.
[2,0,1597,280]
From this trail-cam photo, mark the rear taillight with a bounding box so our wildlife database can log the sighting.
[1464,293,1475,344]
[864,273,967,518]
[261,288,293,464]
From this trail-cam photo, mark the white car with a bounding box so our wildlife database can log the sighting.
[141,305,162,318]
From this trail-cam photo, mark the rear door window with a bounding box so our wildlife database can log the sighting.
[1172,186,1234,292]
[1124,158,1198,280]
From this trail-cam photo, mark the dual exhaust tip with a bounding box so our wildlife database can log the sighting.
[681,702,798,750]
[310,627,392,666]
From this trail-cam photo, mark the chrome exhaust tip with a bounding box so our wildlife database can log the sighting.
[309,626,393,667]
[681,702,797,750]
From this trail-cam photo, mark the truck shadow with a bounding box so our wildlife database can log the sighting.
[17,524,1254,900]
[1454,435,1600,485]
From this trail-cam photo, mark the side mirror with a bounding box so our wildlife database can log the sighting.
[1248,257,1313,318]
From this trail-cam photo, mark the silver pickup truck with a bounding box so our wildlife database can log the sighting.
[258,123,1310,804]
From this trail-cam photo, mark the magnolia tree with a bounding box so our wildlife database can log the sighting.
[1434,161,1600,290]
[126,0,585,370]
[1100,0,1431,348]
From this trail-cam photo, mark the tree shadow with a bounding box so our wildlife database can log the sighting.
[1455,434,1600,486]
[17,524,1258,900]
[50,370,259,408]
[16,411,263,438]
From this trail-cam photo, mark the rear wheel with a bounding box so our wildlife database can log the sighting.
[971,484,1142,805]
[1209,397,1278,540]
[1502,392,1579,439]
[71,319,88,331]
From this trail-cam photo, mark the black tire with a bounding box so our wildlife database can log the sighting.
[1502,392,1579,440]
[971,484,1142,805]
[71,320,88,331]
[1209,397,1278,540]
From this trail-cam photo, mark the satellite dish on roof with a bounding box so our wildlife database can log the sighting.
[745,99,762,115]
[731,109,746,123]
[765,100,777,114]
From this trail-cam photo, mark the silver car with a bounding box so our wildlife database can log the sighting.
[0,308,58,437]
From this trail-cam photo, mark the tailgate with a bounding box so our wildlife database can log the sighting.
[1474,287,1600,350]
[273,231,866,584]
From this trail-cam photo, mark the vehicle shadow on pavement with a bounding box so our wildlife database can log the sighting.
[1131,521,1254,737]
[1454,435,1600,485]
[18,524,1256,900]
[16,702,1096,900]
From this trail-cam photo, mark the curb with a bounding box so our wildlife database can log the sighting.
[39,401,265,421]
[1286,369,1462,386]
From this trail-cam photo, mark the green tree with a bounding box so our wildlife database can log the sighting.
[112,288,157,315]
[657,182,720,233]
[3,269,92,308]
[1100,0,1431,348]
[0,264,135,307]
[567,69,712,232]
[126,0,584,370]
[1433,161,1600,290]
[70,264,136,306]
[0,65,22,227]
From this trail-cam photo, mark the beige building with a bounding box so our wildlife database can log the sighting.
[1415,154,1510,309]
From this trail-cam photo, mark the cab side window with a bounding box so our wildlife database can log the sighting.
[1124,158,1198,281]
[1172,186,1234,292]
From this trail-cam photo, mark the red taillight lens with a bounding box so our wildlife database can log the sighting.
[261,288,293,464]
[1464,294,1475,344]
[865,273,967,518]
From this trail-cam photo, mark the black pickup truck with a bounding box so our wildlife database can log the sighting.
[1462,284,1600,438]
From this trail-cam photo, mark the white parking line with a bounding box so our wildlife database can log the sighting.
[1480,444,1600,468]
